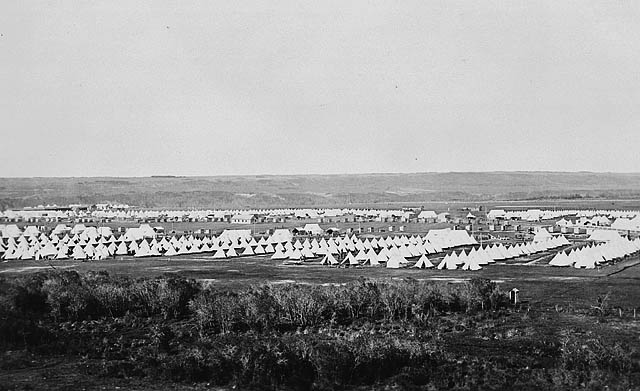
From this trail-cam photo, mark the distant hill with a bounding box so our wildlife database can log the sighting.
[2,172,640,209]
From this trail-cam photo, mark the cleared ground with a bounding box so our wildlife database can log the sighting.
[2,249,639,310]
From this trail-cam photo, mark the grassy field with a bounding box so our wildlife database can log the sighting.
[2,249,639,309]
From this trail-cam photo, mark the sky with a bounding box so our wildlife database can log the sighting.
[1,1,640,177]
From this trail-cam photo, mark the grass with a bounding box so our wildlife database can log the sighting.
[2,251,639,306]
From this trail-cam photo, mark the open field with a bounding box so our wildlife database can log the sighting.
[2,250,639,309]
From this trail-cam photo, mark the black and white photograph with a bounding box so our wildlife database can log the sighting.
[1,1,640,389]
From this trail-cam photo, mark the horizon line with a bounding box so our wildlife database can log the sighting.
[2,170,640,179]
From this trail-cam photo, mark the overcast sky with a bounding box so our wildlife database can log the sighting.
[2,1,639,177]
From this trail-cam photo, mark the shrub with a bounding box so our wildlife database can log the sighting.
[270,284,329,327]
[190,289,245,334]
[41,270,99,321]
[130,277,200,319]
[340,278,383,321]
[239,285,281,330]
[463,278,510,312]
[1,273,49,317]
[560,335,634,374]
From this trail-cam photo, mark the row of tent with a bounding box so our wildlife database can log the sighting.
[435,236,571,270]
[549,238,640,268]
[291,236,570,271]
[1,229,481,261]
[1,207,416,224]
[1,223,571,269]
[488,209,640,221]
[0,224,152,240]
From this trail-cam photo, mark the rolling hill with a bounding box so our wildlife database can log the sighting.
[2,172,640,209]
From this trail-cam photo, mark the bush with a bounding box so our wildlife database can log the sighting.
[560,335,634,374]
[340,277,383,321]
[126,277,200,319]
[0,273,49,317]
[463,278,510,312]
[190,289,244,334]
[239,285,282,330]
[41,271,100,321]
[270,284,330,327]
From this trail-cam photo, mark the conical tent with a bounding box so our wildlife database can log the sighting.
[301,247,314,258]
[107,242,117,255]
[241,246,255,256]
[164,246,178,257]
[134,246,150,258]
[533,228,552,242]
[84,244,95,258]
[177,243,190,255]
[507,245,520,259]
[289,248,303,260]
[573,249,596,269]
[55,245,69,260]
[116,242,128,255]
[72,245,87,260]
[38,243,57,259]
[346,252,359,266]
[364,249,380,266]
[461,252,482,270]
[498,245,512,259]
[386,255,404,269]
[21,248,35,260]
[270,248,287,260]
[399,245,413,259]
[413,254,434,269]
[437,253,458,270]
[128,241,139,252]
[455,250,467,266]
[355,249,368,261]
[321,253,338,265]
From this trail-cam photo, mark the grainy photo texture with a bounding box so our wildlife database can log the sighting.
[1,1,639,390]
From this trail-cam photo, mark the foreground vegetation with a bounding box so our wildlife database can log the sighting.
[1,271,639,390]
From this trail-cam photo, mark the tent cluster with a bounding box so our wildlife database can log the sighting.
[0,225,571,272]
[610,216,640,232]
[549,238,640,268]
[312,235,438,268]
[1,230,124,261]
[422,229,478,248]
[0,224,165,261]
[89,207,415,222]
[1,227,473,262]
[0,229,297,261]
[586,229,627,242]
[487,209,567,221]
[435,235,570,270]
[286,231,478,267]
[488,209,640,222]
